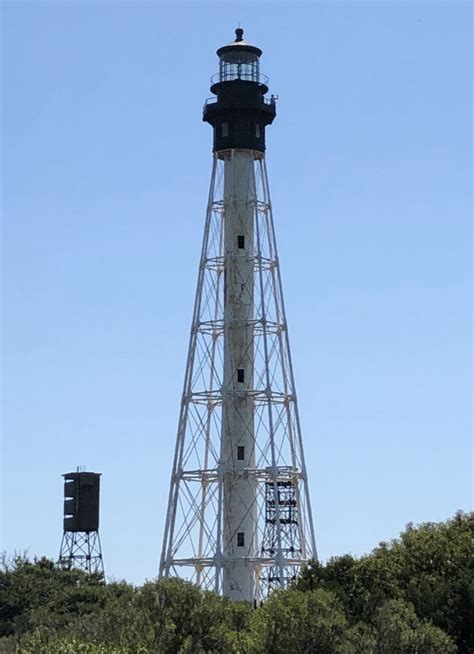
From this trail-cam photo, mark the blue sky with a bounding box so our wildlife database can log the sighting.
[1,1,471,584]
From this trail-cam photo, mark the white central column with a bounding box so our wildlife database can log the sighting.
[221,149,257,602]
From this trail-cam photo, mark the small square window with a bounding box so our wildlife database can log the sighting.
[237,446,245,460]
[237,532,245,547]
[237,369,245,383]
[221,122,229,137]
[237,235,245,249]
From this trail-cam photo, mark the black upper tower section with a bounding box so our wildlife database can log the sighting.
[203,28,276,153]
[63,472,101,532]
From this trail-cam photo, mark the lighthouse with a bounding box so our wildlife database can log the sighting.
[160,29,316,603]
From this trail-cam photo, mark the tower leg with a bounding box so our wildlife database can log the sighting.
[58,531,104,576]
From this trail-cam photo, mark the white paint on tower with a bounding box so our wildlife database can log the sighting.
[221,150,257,601]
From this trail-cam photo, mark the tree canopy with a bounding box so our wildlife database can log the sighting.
[0,511,471,653]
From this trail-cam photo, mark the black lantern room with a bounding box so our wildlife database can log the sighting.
[203,28,276,153]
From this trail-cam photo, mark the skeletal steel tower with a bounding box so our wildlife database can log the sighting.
[160,28,316,602]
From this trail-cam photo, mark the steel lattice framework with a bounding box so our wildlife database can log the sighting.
[160,150,316,601]
[59,531,104,575]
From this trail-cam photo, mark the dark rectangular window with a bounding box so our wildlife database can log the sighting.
[237,532,245,547]
[237,368,245,383]
[237,235,245,249]
[237,446,245,460]
[221,122,229,137]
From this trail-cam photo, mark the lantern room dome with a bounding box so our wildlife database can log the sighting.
[216,28,263,58]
